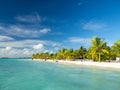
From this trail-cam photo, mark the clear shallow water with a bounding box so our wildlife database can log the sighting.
[0,59,120,90]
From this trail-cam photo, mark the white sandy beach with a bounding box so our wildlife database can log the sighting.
[34,59,120,69]
[57,60,120,69]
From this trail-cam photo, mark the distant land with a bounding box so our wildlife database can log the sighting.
[0,57,31,59]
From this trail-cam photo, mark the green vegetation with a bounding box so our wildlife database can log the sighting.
[32,36,120,62]
[112,40,120,57]
[88,36,109,62]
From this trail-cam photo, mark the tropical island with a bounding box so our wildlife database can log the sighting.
[32,36,120,69]
[1,0,120,90]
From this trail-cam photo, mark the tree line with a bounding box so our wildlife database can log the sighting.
[32,36,120,62]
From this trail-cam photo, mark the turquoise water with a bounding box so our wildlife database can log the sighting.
[0,59,120,90]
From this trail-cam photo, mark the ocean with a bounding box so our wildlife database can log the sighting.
[0,59,120,90]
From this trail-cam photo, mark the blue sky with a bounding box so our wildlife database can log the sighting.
[0,0,120,57]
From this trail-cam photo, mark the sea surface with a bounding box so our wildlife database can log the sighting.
[0,59,120,90]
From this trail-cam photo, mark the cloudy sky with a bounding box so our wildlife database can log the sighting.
[0,0,120,57]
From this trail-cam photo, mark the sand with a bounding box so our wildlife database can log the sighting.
[33,59,120,69]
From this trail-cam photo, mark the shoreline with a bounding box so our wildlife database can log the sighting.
[33,59,120,69]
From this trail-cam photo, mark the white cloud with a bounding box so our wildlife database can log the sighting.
[0,37,62,57]
[40,28,51,34]
[5,47,12,51]
[82,20,106,31]
[0,26,5,30]
[0,25,51,37]
[0,47,34,58]
[15,13,41,23]
[43,50,54,54]
[33,44,44,50]
[0,35,14,41]
[8,25,40,37]
[0,40,60,58]
[0,13,55,38]
[0,45,59,58]
[68,37,91,44]
[0,39,61,48]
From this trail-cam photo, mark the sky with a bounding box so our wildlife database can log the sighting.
[0,0,120,57]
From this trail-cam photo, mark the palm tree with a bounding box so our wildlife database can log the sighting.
[89,36,108,62]
[112,40,120,57]
[78,46,87,59]
[57,48,66,60]
[64,48,73,60]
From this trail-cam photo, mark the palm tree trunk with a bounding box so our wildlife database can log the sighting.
[99,53,101,62]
